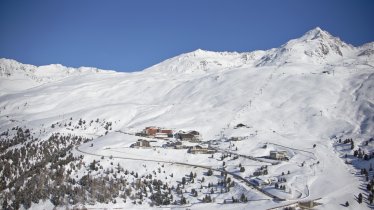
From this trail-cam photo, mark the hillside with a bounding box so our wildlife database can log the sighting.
[0,28,372,139]
[0,27,373,210]
[0,58,115,95]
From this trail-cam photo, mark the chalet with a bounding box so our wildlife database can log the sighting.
[188,130,200,136]
[176,130,201,142]
[142,127,173,138]
[144,126,159,136]
[269,150,288,160]
[131,139,151,148]
[160,129,173,137]
[178,133,196,141]
[188,145,215,154]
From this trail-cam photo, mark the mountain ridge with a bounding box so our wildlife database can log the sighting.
[1,27,372,78]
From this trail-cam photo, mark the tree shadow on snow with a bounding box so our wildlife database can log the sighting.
[340,203,349,208]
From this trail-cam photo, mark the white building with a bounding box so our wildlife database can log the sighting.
[269,151,288,160]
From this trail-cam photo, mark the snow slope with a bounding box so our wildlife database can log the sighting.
[0,27,373,210]
[0,58,115,95]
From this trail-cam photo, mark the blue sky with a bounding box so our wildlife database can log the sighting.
[0,0,373,72]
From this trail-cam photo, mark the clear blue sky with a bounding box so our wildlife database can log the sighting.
[0,0,373,72]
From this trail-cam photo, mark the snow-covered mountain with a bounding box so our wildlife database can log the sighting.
[0,27,372,137]
[143,49,266,74]
[0,27,373,210]
[257,27,355,66]
[0,58,114,95]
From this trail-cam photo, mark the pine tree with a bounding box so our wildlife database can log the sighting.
[180,196,186,204]
[207,169,213,176]
[89,160,96,171]
[368,193,373,204]
[358,193,363,203]
[240,193,247,202]
[2,198,8,210]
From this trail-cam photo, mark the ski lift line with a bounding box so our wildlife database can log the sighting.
[266,142,315,156]
[213,147,277,165]
[229,67,278,127]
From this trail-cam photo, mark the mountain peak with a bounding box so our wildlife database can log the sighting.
[301,27,332,41]
[183,49,226,58]
[186,48,211,57]
[256,27,356,66]
[193,48,207,53]
[144,49,246,74]
[308,26,324,34]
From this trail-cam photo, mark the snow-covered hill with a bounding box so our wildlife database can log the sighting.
[0,58,115,95]
[0,27,373,210]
